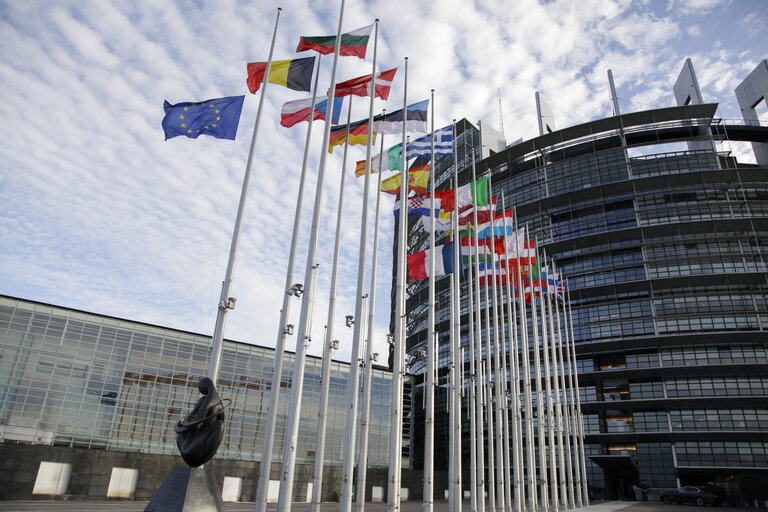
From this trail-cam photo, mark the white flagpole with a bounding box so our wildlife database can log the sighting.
[208,7,281,385]
[537,251,558,512]
[561,278,582,508]
[278,1,346,509]
[339,18,379,512]
[470,152,486,512]
[487,179,506,512]
[356,121,387,512]
[458,121,477,512]
[311,97,353,512]
[481,208,496,512]
[565,281,589,505]
[551,261,575,510]
[388,56,408,512]
[500,197,522,512]
[424,90,436,512]
[451,135,463,512]
[544,254,568,510]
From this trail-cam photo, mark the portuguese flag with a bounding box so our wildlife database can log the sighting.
[246,57,315,94]
[296,24,373,59]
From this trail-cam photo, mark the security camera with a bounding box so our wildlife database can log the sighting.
[283,324,294,336]
[330,339,340,351]
[345,315,354,328]
[290,283,303,298]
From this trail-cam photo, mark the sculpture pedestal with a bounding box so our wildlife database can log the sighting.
[145,466,224,512]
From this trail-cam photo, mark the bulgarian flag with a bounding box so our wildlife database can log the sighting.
[296,24,373,59]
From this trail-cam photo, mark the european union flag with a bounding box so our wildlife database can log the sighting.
[162,95,245,140]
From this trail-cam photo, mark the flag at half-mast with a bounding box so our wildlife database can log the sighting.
[354,143,402,177]
[408,241,459,280]
[246,57,315,93]
[162,96,245,141]
[296,24,373,59]
[372,99,429,134]
[335,68,398,100]
[381,164,430,195]
[280,97,343,128]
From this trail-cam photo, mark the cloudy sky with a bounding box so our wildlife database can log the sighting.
[1,0,766,364]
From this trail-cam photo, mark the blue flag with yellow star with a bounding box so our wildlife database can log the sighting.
[162,95,245,140]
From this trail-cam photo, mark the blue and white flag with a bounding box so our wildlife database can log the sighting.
[406,124,453,159]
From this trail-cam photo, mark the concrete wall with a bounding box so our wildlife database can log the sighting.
[0,444,402,502]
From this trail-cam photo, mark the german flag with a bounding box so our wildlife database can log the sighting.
[328,118,375,153]
[246,57,315,94]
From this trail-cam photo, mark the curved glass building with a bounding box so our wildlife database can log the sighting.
[404,61,768,505]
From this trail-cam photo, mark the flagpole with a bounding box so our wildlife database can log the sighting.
[561,277,582,508]
[486,177,505,512]
[424,89,436,512]
[207,7,281,384]
[254,30,322,512]
[450,132,462,512]
[311,97,353,512]
[537,250,558,512]
[565,281,589,506]
[278,1,346,509]
[517,222,536,512]
[470,150,486,512]
[551,260,576,510]
[545,253,568,510]
[356,122,387,512]
[460,120,478,512]
[339,18,379,512]
[480,195,496,512]
[500,195,522,512]
[388,56,408,512]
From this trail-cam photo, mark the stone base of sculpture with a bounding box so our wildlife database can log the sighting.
[144,466,224,512]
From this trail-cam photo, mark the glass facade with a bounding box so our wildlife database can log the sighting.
[402,104,768,498]
[0,296,407,468]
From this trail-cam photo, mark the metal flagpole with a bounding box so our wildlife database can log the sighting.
[552,262,575,510]
[459,122,477,512]
[449,270,457,511]
[517,221,536,512]
[561,279,582,508]
[356,122,387,512]
[208,7,281,384]
[565,281,589,506]
[487,179,506,512]
[277,1,345,509]
[500,197,522,512]
[311,97,353,512]
[470,151,486,512]
[451,134,463,512]
[339,18,379,512]
[537,251,558,512]
[388,56,408,512]
[424,90,436,512]
[481,212,496,512]
[544,255,568,510]
[452,212,463,512]
[255,42,322,512]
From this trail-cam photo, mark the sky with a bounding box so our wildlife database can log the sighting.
[1,0,766,365]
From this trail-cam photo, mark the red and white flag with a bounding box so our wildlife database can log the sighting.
[334,68,398,100]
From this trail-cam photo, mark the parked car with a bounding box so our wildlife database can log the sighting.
[661,486,721,506]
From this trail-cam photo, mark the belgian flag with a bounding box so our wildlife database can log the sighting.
[246,57,315,94]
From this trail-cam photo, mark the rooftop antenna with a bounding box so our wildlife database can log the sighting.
[498,88,505,139]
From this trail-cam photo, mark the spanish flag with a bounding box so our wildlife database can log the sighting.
[246,57,315,94]
[328,118,375,153]
[380,164,430,195]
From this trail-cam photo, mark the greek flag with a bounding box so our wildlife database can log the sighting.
[406,124,453,159]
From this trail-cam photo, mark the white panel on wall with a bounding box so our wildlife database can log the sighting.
[372,486,384,502]
[32,462,71,495]
[267,480,280,502]
[106,467,139,498]
[401,487,409,501]
[221,476,242,502]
